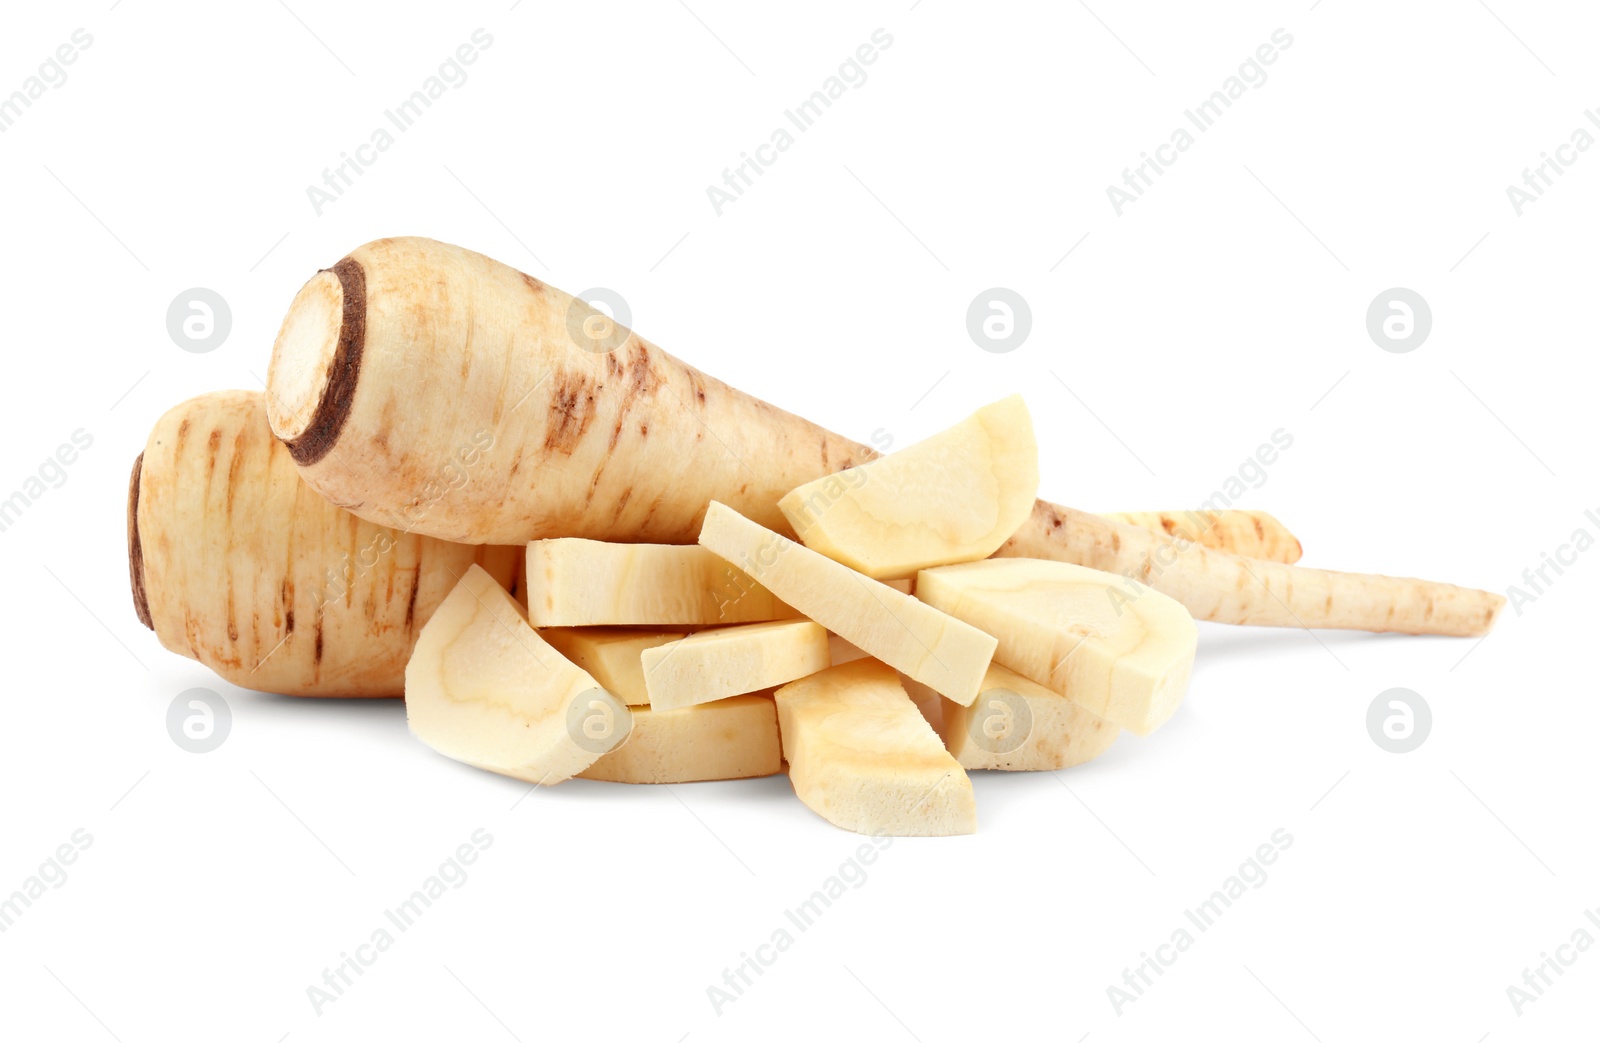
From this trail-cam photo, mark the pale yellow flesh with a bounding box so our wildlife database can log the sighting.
[916,558,1197,736]
[775,660,975,837]
[134,390,520,697]
[779,395,1039,579]
[698,502,996,706]
[641,620,830,711]
[524,538,794,627]
[539,627,684,706]
[580,694,782,784]
[405,565,625,784]
[908,663,1119,771]
[1103,509,1302,564]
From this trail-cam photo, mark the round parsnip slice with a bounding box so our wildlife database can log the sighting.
[777,395,1039,579]
[906,663,1119,772]
[916,558,1197,737]
[406,565,629,784]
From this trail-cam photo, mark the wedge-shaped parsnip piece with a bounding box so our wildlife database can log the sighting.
[406,565,629,784]
[916,559,1196,736]
[641,620,830,710]
[775,660,975,836]
[525,538,794,627]
[579,694,782,784]
[539,627,684,706]
[778,396,1038,579]
[906,664,1118,771]
[699,502,996,705]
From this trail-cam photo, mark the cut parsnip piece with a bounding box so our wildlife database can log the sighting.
[698,502,996,705]
[406,565,629,784]
[775,660,975,836]
[641,620,829,711]
[916,559,1196,736]
[906,664,1118,771]
[579,695,782,784]
[540,627,684,706]
[525,538,794,627]
[778,395,1038,579]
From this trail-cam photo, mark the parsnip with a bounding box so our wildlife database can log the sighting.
[640,620,829,710]
[906,664,1118,772]
[698,502,996,705]
[525,538,793,626]
[538,627,683,705]
[778,395,1038,579]
[775,660,975,837]
[998,503,1502,636]
[264,236,1501,636]
[917,558,1197,736]
[406,564,627,784]
[579,694,782,784]
[129,390,519,697]
[1104,509,1302,563]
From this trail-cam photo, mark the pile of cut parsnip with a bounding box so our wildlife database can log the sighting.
[127,237,1502,836]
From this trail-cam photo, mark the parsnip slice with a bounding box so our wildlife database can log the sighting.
[906,663,1118,771]
[698,502,996,705]
[579,695,782,784]
[525,538,794,627]
[641,620,829,710]
[405,565,629,784]
[778,395,1039,579]
[540,627,685,706]
[916,558,1196,736]
[775,660,975,836]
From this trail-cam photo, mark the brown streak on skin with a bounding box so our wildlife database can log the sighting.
[403,569,421,632]
[206,429,221,478]
[225,428,247,518]
[285,257,367,466]
[1111,531,1121,553]
[1252,515,1265,540]
[1161,517,1177,535]
[314,618,324,667]
[127,454,152,629]
[543,370,598,455]
[520,272,547,296]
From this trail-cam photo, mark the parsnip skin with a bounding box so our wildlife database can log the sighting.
[1000,503,1503,637]
[1104,510,1302,564]
[131,391,519,696]
[266,237,866,544]
[266,236,1500,637]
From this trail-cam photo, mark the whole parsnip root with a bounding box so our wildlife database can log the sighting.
[130,390,520,696]
[264,236,1501,637]
[999,504,1502,637]
[1104,510,1302,564]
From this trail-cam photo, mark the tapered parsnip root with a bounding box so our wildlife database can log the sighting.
[129,391,519,696]
[266,237,866,544]
[1001,503,1503,636]
[1104,510,1302,564]
[266,236,1500,637]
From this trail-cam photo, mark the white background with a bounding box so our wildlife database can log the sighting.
[1,1,1594,1040]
